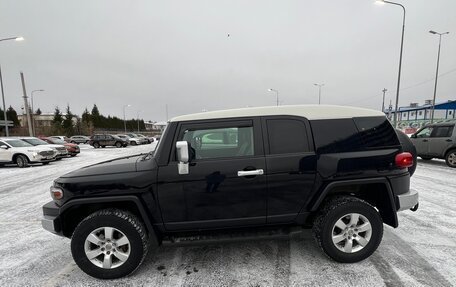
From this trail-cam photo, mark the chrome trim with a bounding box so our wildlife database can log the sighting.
[237,169,264,177]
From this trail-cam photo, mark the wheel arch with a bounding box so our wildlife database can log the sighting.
[59,196,157,242]
[13,153,30,163]
[308,178,398,228]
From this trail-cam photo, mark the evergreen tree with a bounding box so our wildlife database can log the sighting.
[6,106,20,126]
[52,106,63,134]
[91,104,101,127]
[63,105,74,136]
[35,108,42,115]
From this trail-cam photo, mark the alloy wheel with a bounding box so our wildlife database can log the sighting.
[331,213,372,253]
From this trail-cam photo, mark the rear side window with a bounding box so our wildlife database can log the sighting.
[353,117,399,148]
[311,119,363,153]
[266,119,310,154]
[431,126,454,138]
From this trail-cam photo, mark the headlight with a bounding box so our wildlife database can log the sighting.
[50,186,64,200]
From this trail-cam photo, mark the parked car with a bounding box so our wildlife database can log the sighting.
[0,137,56,167]
[20,137,69,160]
[40,137,80,157]
[89,134,128,148]
[50,136,71,143]
[137,134,152,144]
[70,135,91,144]
[410,122,456,167]
[42,105,418,279]
[117,134,141,146]
[127,133,148,145]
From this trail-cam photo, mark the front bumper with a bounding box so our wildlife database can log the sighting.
[41,201,64,236]
[396,189,419,211]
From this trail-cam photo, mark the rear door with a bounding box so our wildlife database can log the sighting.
[428,125,455,157]
[157,118,268,230]
[262,116,317,224]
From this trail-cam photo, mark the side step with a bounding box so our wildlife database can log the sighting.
[161,226,305,247]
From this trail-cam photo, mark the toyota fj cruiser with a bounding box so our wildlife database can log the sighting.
[41,105,419,279]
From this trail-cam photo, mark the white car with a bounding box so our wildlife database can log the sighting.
[20,137,69,160]
[117,134,140,146]
[0,137,57,168]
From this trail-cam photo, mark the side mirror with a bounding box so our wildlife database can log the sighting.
[176,141,190,175]
[0,145,8,150]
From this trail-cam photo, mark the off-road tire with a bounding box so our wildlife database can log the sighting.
[312,196,383,263]
[15,154,29,168]
[445,149,456,168]
[71,209,150,279]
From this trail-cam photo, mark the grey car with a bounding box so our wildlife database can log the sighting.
[70,135,90,144]
[410,122,456,168]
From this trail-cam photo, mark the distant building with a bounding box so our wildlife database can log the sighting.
[18,113,79,128]
[144,121,167,132]
[385,99,456,132]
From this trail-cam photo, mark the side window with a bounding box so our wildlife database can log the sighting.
[431,126,454,138]
[180,126,254,160]
[354,117,399,148]
[0,141,6,147]
[311,119,364,153]
[266,119,310,154]
[416,127,433,138]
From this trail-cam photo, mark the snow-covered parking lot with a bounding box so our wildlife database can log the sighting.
[0,144,455,287]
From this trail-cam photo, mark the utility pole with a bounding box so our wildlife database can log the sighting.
[137,111,140,132]
[20,72,33,136]
[382,88,387,112]
[0,65,8,136]
[429,30,449,123]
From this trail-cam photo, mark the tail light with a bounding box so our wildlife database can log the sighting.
[395,152,413,168]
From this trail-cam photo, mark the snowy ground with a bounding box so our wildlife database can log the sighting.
[0,144,455,287]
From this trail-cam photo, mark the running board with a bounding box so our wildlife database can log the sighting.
[161,226,305,246]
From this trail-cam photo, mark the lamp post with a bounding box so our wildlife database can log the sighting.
[376,0,406,128]
[123,104,131,133]
[268,88,279,106]
[31,89,44,136]
[136,110,141,132]
[382,88,387,112]
[0,36,24,136]
[314,83,324,105]
[429,30,449,123]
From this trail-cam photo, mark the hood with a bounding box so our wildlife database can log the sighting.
[60,154,144,178]
[15,146,54,152]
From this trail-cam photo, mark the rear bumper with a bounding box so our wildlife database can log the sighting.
[41,201,64,236]
[396,189,419,211]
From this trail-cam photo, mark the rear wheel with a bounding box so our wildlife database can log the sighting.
[115,142,122,148]
[93,142,100,149]
[131,141,137,146]
[313,196,383,263]
[71,209,150,279]
[15,155,29,168]
[445,149,456,168]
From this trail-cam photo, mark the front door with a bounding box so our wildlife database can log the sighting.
[0,141,12,162]
[411,126,433,156]
[157,118,267,231]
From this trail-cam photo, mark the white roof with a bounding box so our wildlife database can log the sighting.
[170,105,385,122]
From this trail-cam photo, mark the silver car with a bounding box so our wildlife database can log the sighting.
[410,123,456,168]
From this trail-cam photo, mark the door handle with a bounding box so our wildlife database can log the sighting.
[446,139,453,142]
[238,169,264,177]
[423,139,428,142]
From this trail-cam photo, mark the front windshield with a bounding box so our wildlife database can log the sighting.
[5,139,34,147]
[22,138,48,146]
[49,138,65,144]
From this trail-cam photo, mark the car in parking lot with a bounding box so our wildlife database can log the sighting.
[89,134,128,148]
[410,122,456,167]
[137,134,152,144]
[50,136,71,143]
[126,133,148,145]
[0,137,57,167]
[70,135,90,144]
[117,134,141,146]
[20,137,69,160]
[40,137,80,157]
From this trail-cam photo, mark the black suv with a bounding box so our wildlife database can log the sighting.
[41,105,418,279]
[89,134,128,148]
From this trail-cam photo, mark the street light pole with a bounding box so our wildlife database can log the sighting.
[429,30,449,124]
[123,104,131,133]
[268,88,279,106]
[0,36,24,136]
[137,111,141,132]
[376,0,406,128]
[31,89,44,136]
[382,88,387,112]
[314,84,324,105]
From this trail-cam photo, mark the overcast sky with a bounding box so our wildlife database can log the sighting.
[1,0,455,121]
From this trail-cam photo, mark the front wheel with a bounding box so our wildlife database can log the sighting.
[445,149,456,168]
[313,196,383,263]
[115,142,122,148]
[16,155,29,168]
[71,209,150,279]
[93,142,100,149]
